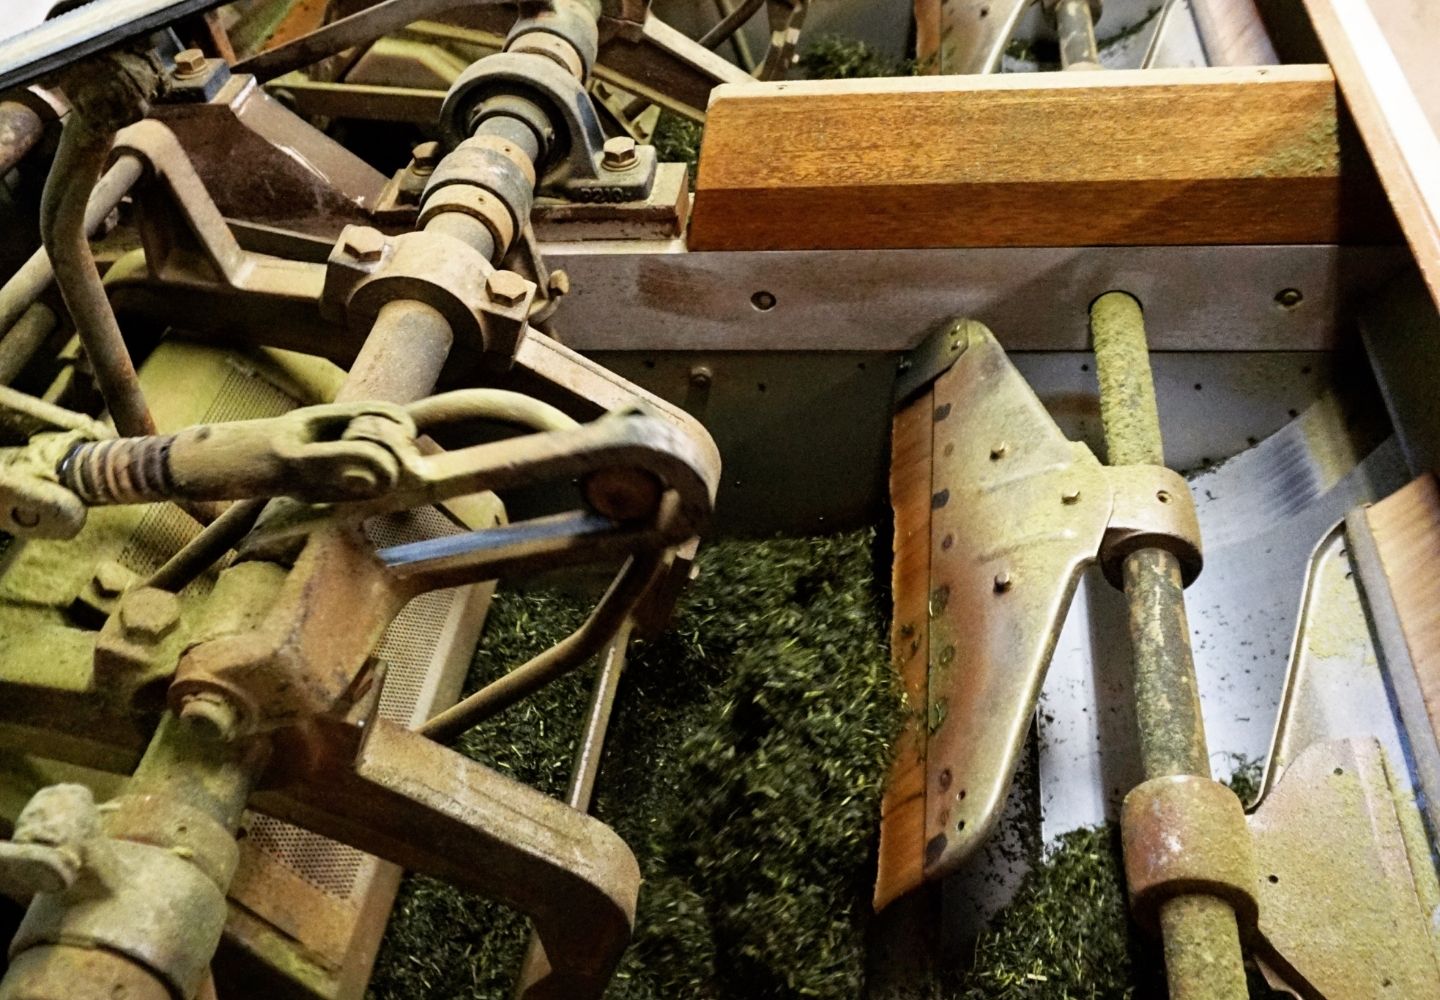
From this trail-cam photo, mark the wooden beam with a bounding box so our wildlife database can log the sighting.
[689,66,1395,251]
[1303,0,1440,310]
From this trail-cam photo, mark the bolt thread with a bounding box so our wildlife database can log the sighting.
[61,435,176,504]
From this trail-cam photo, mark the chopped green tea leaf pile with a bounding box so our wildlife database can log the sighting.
[369,532,902,999]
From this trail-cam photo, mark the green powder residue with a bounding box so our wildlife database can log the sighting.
[1248,115,1339,179]
[368,531,901,999]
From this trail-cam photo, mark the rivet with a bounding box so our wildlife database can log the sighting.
[990,442,1008,460]
[993,570,1013,593]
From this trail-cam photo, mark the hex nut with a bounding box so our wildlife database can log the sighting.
[410,140,442,174]
[602,136,638,171]
[92,560,133,598]
[174,48,208,77]
[486,269,529,307]
[118,588,181,643]
[340,226,387,263]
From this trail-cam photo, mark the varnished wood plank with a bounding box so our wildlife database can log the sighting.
[875,391,933,910]
[1303,0,1440,309]
[690,66,1395,251]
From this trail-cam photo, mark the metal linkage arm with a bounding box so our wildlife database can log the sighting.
[254,719,641,1000]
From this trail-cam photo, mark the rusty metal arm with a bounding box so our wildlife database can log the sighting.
[234,0,513,82]
[420,548,662,741]
[253,718,640,1000]
[39,84,158,438]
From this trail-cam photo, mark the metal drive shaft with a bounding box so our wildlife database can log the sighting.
[1090,291,1247,1000]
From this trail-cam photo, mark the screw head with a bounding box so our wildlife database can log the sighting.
[602,136,638,170]
[119,588,181,643]
[180,692,240,742]
[174,48,208,77]
[689,365,713,388]
[486,269,529,307]
[1275,287,1304,309]
[993,570,1013,593]
[410,140,442,174]
[989,442,1009,461]
[340,226,386,263]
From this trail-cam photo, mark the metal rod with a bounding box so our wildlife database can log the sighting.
[514,618,634,992]
[1188,0,1276,67]
[0,154,143,338]
[0,303,55,385]
[1090,291,1247,999]
[699,0,766,50]
[1055,0,1101,70]
[144,497,267,593]
[40,117,155,437]
[420,550,662,742]
[712,0,757,71]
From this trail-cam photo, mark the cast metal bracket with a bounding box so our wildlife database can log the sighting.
[440,52,657,203]
[894,320,1202,882]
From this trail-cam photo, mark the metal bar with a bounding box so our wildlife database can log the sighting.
[0,303,55,385]
[712,0,757,72]
[515,618,634,992]
[233,0,508,82]
[1188,0,1276,66]
[420,550,661,741]
[0,0,229,91]
[1090,291,1246,999]
[1056,0,1102,70]
[0,155,144,339]
[698,0,766,50]
[144,498,267,593]
[40,118,155,437]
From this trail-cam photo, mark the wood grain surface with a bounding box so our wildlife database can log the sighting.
[690,66,1395,251]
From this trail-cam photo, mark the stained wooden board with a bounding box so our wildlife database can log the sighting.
[689,66,1396,251]
[874,391,933,911]
[1302,0,1440,309]
[1367,475,1440,754]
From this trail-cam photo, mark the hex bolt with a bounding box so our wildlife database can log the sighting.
[174,48,208,78]
[993,570,1013,593]
[180,692,241,742]
[601,136,638,171]
[118,588,181,643]
[486,269,529,307]
[92,559,132,598]
[410,141,442,175]
[689,365,713,389]
[340,226,387,263]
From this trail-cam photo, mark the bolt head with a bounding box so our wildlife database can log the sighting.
[174,48,208,77]
[993,570,1013,593]
[181,692,240,742]
[486,269,529,307]
[602,136,638,170]
[689,365,713,388]
[92,560,131,598]
[989,442,1009,461]
[410,140,442,174]
[340,226,387,263]
[119,587,181,642]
